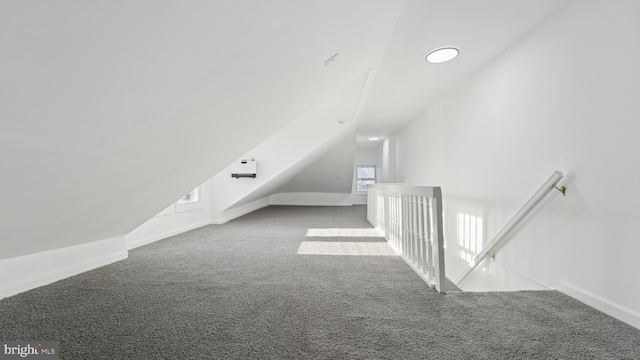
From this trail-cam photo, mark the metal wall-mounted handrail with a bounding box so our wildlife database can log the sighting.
[455,171,565,285]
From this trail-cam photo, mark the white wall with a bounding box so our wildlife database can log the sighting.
[0,1,402,261]
[0,236,127,300]
[209,122,355,222]
[380,136,396,183]
[126,181,211,250]
[276,131,356,194]
[355,146,379,165]
[395,0,640,327]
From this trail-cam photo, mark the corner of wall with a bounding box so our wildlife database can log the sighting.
[350,193,368,205]
[210,197,271,225]
[126,220,210,251]
[0,236,128,300]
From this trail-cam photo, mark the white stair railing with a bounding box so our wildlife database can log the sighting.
[367,184,446,293]
[455,171,566,285]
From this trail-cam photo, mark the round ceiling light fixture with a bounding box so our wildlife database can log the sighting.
[425,47,459,64]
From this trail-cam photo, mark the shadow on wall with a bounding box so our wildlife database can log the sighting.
[443,195,553,291]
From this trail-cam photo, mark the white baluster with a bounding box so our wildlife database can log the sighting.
[419,197,424,267]
[431,188,446,293]
[405,194,410,258]
[407,194,412,261]
[412,195,418,264]
[425,197,433,281]
[365,185,447,293]
[394,193,399,249]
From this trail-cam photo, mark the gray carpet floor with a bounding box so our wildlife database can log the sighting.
[1,205,639,359]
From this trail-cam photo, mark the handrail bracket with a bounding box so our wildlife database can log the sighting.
[552,184,566,196]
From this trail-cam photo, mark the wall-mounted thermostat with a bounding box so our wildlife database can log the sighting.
[231,159,257,178]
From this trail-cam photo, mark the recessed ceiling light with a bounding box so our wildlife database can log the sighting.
[368,137,380,141]
[425,47,459,64]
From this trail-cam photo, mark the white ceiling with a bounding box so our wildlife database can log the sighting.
[297,70,371,124]
[356,0,570,139]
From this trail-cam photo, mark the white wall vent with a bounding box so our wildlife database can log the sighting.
[325,52,340,66]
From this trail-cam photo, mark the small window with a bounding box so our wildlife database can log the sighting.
[178,187,200,204]
[356,165,376,192]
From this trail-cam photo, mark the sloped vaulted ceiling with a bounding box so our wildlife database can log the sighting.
[0,1,404,259]
[357,0,569,136]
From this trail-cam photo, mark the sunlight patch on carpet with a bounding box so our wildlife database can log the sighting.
[297,241,396,256]
[305,228,383,237]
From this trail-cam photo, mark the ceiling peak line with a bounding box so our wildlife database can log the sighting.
[351,67,376,126]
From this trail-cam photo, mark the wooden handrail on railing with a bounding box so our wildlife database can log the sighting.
[455,171,566,285]
[367,184,446,293]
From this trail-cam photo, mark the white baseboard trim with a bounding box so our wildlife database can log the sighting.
[557,279,640,330]
[212,194,363,224]
[211,198,271,225]
[269,192,353,207]
[0,237,128,300]
[270,202,353,206]
[351,198,368,205]
[126,220,210,250]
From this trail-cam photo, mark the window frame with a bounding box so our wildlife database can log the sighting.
[355,165,376,193]
[176,186,204,213]
[177,187,200,204]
